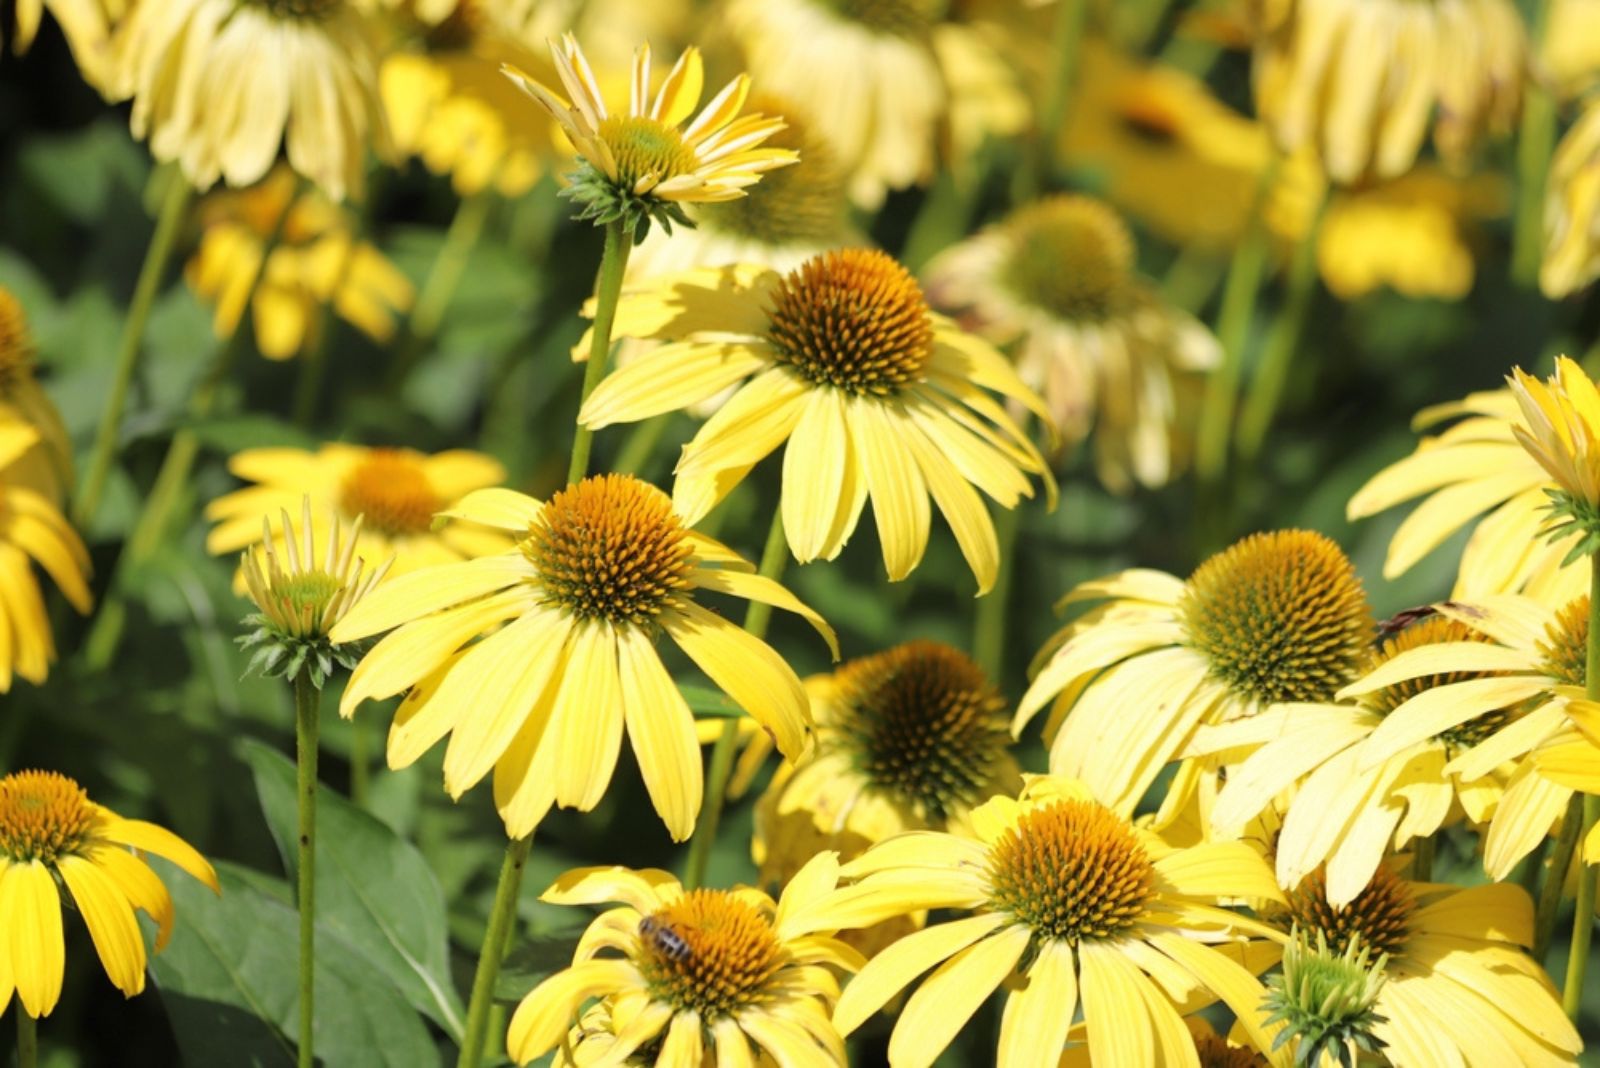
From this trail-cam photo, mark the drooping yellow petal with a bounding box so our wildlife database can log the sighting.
[617,625,702,842]
[95,815,219,894]
[3,860,64,1017]
[996,940,1077,1068]
[506,959,640,1063]
[552,622,625,812]
[832,913,1009,1036]
[57,855,146,997]
[886,923,1029,1068]
[661,601,809,759]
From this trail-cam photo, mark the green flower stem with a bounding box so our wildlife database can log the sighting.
[1536,793,1583,959]
[385,190,495,394]
[1016,0,1086,202]
[456,834,533,1068]
[567,218,633,485]
[294,673,321,1068]
[1236,188,1327,463]
[1410,835,1434,883]
[16,1010,36,1068]
[1511,0,1554,288]
[1562,563,1600,1019]
[292,234,359,427]
[1195,156,1279,491]
[74,174,193,528]
[685,508,789,891]
[973,505,1022,682]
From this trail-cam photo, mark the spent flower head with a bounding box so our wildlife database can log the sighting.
[1262,925,1388,1068]
[239,498,391,687]
[504,34,797,239]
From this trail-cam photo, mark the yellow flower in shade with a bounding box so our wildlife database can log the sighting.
[1348,386,1588,602]
[1015,530,1375,820]
[1338,594,1599,879]
[1311,167,1510,301]
[1543,99,1600,298]
[755,640,1021,879]
[506,854,861,1065]
[0,424,92,692]
[502,34,796,235]
[1058,42,1280,252]
[578,249,1053,594]
[205,442,507,577]
[924,194,1219,493]
[1190,615,1520,905]
[1277,865,1580,1065]
[379,4,561,198]
[112,0,391,201]
[9,0,120,90]
[238,500,392,687]
[186,167,415,360]
[0,769,218,1017]
[0,287,73,502]
[809,776,1287,1068]
[329,474,838,841]
[1250,0,1525,183]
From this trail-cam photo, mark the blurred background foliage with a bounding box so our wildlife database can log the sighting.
[2,0,1599,1063]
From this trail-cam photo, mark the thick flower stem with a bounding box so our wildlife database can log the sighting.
[1237,189,1327,463]
[685,509,789,891]
[385,190,495,393]
[567,218,634,485]
[456,835,533,1068]
[1536,794,1583,959]
[1511,0,1554,288]
[1195,157,1279,511]
[16,1010,36,1068]
[1562,561,1600,1017]
[294,674,321,1068]
[973,505,1021,681]
[74,174,193,528]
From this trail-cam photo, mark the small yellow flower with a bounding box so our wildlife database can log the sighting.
[1542,99,1600,298]
[186,168,416,361]
[238,500,391,686]
[924,194,1219,493]
[1277,865,1579,1064]
[579,248,1054,593]
[506,854,861,1065]
[0,422,92,692]
[1016,530,1374,819]
[206,442,507,577]
[113,0,392,200]
[503,34,796,235]
[0,769,218,1018]
[813,775,1287,1068]
[1250,0,1524,183]
[329,474,838,841]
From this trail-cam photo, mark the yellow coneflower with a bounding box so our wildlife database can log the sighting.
[1544,100,1600,298]
[924,194,1219,493]
[506,854,861,1065]
[1250,0,1525,183]
[755,640,1021,882]
[0,422,92,692]
[578,248,1053,593]
[1193,615,1520,904]
[1348,386,1587,602]
[205,442,507,577]
[808,775,1287,1068]
[0,287,72,502]
[379,2,560,198]
[329,474,838,841]
[0,769,218,1017]
[1339,594,1596,878]
[186,167,415,361]
[1277,865,1580,1064]
[8,0,120,91]
[113,0,392,201]
[1015,530,1375,820]
[1507,356,1600,512]
[502,34,796,236]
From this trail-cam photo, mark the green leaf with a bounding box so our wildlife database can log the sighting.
[150,859,439,1068]
[679,684,744,719]
[182,413,319,454]
[242,739,468,1040]
[492,928,587,1001]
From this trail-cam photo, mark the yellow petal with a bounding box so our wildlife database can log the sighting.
[329,554,535,643]
[832,913,1008,1036]
[553,622,625,811]
[688,566,838,659]
[617,626,702,841]
[661,601,809,760]
[997,940,1077,1068]
[57,855,146,997]
[95,815,218,894]
[3,860,64,1017]
[506,959,638,1063]
[434,488,542,532]
[886,923,1029,1068]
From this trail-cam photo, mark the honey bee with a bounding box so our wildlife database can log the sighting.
[639,915,691,962]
